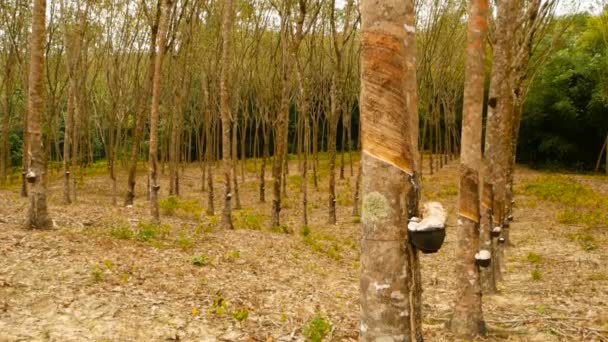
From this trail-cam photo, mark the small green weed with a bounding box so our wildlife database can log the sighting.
[526,252,543,264]
[110,225,133,240]
[271,224,293,234]
[136,222,171,242]
[232,308,249,322]
[233,209,262,230]
[567,232,598,251]
[537,304,547,315]
[192,254,210,266]
[103,260,114,270]
[531,268,543,281]
[160,196,179,215]
[225,250,241,262]
[211,296,229,316]
[160,196,203,218]
[300,225,312,237]
[303,313,332,342]
[177,236,194,251]
[91,266,104,283]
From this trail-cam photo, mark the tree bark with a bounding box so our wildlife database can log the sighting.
[220,0,235,229]
[25,0,52,230]
[125,0,161,207]
[450,0,489,337]
[482,0,518,285]
[359,0,422,339]
[148,0,172,222]
[271,2,292,228]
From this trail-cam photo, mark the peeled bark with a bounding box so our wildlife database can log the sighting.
[359,0,422,339]
[25,0,52,230]
[148,0,172,222]
[450,0,488,337]
[482,0,518,284]
[220,0,234,229]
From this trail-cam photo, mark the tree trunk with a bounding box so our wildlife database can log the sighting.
[25,0,52,230]
[450,0,488,337]
[483,0,518,283]
[232,119,241,209]
[220,0,235,229]
[148,0,172,222]
[1,51,15,186]
[271,3,291,228]
[125,1,161,206]
[359,0,422,338]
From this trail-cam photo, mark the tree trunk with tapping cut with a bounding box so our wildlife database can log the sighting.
[450,0,489,337]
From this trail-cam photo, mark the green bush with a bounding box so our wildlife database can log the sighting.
[136,222,171,241]
[110,225,134,240]
[233,209,262,230]
[160,196,179,215]
[303,314,332,342]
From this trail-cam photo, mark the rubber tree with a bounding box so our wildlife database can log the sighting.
[270,0,292,228]
[480,0,519,291]
[359,0,423,339]
[220,0,235,229]
[148,0,172,222]
[25,0,53,230]
[450,0,489,337]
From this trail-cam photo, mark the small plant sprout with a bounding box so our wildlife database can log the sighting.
[303,313,332,342]
[300,225,312,237]
[192,254,210,266]
[527,252,543,264]
[225,250,240,262]
[531,268,543,281]
[211,296,229,316]
[91,266,104,282]
[475,250,491,268]
[232,308,249,322]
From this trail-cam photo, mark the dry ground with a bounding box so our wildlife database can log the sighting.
[0,156,607,341]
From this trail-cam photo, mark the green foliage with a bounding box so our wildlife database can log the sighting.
[288,174,302,190]
[303,313,332,342]
[300,225,312,237]
[232,308,249,322]
[520,13,608,170]
[522,176,590,203]
[211,296,229,316]
[567,232,598,251]
[537,304,547,315]
[110,225,134,240]
[224,250,240,262]
[136,222,171,242]
[522,176,608,227]
[526,252,543,264]
[177,235,194,251]
[191,254,210,266]
[160,196,179,215]
[271,224,293,234]
[160,196,203,218]
[233,209,262,230]
[91,266,104,283]
[531,269,543,281]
